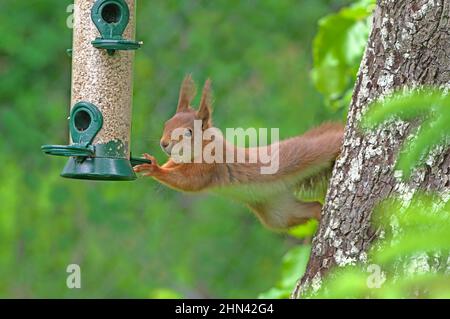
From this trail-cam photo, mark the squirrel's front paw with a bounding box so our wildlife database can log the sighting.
[134,153,159,176]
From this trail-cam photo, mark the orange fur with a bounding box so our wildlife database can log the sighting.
[134,76,344,230]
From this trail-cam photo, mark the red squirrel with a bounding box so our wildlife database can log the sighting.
[134,75,344,229]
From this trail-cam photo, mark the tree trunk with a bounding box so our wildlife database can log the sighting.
[293,0,450,298]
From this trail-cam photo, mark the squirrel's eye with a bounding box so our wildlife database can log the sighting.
[184,128,192,137]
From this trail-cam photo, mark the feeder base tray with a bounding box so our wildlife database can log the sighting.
[61,157,136,181]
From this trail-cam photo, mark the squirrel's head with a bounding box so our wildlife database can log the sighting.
[160,75,213,160]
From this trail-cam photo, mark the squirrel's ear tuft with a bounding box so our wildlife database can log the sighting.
[177,74,197,112]
[197,79,213,128]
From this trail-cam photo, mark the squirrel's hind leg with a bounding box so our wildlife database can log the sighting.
[248,194,322,230]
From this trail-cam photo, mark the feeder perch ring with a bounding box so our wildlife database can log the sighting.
[41,144,95,158]
[41,102,102,158]
[91,0,141,54]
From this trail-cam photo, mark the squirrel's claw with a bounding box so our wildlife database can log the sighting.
[143,153,157,164]
[134,154,159,177]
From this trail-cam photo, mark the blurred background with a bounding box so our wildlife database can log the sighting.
[0,0,366,298]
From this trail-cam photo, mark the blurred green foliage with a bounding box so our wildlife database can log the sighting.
[363,88,450,178]
[311,0,374,113]
[0,0,351,298]
[258,245,311,299]
[308,195,450,298]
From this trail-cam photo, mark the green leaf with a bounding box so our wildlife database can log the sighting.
[259,245,311,299]
[313,194,450,298]
[399,113,449,175]
[288,219,318,239]
[362,89,444,129]
[149,288,183,299]
[312,0,374,110]
[362,88,450,178]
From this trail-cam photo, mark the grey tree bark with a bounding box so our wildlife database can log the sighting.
[293,0,450,297]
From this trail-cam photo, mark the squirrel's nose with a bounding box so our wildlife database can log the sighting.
[160,141,169,149]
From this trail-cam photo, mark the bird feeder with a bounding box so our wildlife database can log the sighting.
[42,0,148,181]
